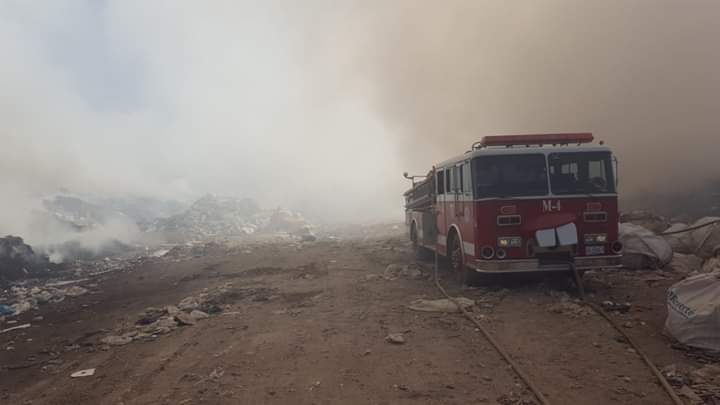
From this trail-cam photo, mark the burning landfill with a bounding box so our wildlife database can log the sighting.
[2,157,720,405]
[0,193,317,314]
[5,2,720,405]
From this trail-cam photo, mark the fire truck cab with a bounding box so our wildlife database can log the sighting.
[404,133,622,281]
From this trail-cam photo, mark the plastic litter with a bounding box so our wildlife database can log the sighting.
[0,304,14,316]
[71,368,96,378]
[0,323,31,334]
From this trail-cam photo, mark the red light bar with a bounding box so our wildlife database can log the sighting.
[479,133,594,147]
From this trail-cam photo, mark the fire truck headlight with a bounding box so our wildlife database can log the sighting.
[584,233,607,245]
[497,237,522,248]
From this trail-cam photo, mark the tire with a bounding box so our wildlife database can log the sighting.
[448,233,469,285]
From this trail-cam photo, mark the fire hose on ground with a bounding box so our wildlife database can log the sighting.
[430,248,552,405]
[421,216,720,403]
[569,263,684,405]
[425,251,686,405]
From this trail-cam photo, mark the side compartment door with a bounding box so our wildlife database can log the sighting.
[460,160,475,257]
[435,169,447,252]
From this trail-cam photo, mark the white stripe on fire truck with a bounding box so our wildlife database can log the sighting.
[463,242,475,256]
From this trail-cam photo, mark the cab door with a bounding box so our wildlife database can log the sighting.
[435,168,448,252]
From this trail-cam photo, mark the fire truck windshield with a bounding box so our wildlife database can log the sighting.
[473,154,548,198]
[548,152,616,195]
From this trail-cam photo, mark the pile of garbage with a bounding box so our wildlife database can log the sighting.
[99,282,274,345]
[0,236,60,283]
[146,194,315,242]
[42,195,124,232]
[662,363,720,404]
[0,284,89,318]
[619,211,720,270]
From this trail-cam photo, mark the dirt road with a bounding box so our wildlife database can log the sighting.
[0,233,702,404]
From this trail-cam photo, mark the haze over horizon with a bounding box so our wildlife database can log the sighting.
[2,1,719,244]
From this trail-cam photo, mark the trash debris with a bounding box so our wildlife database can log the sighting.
[678,385,703,404]
[407,297,474,313]
[663,363,720,402]
[661,364,687,386]
[547,300,593,318]
[11,300,32,316]
[601,300,632,313]
[384,264,423,280]
[386,333,406,344]
[690,364,720,385]
[0,304,15,316]
[0,323,31,334]
[291,226,317,242]
[665,272,720,351]
[101,335,133,346]
[145,194,314,243]
[178,296,201,311]
[71,368,96,378]
[175,312,197,326]
[619,223,673,269]
[64,286,89,297]
[209,368,225,380]
[189,310,209,321]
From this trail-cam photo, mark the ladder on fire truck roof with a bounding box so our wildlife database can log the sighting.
[472,133,594,149]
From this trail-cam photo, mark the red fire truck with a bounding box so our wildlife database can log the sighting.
[404,133,622,283]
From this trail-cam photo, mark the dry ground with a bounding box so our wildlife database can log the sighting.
[0,233,706,405]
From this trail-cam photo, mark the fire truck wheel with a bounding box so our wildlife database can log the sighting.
[447,233,470,285]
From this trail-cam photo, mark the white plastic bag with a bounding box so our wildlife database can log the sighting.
[665,272,720,351]
[620,223,673,269]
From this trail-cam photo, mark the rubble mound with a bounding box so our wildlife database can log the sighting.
[43,195,127,231]
[0,236,59,282]
[147,194,262,241]
[147,194,313,242]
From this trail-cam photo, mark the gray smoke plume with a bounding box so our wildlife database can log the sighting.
[1,1,719,251]
[350,1,720,195]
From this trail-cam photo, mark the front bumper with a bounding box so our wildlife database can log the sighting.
[469,255,622,274]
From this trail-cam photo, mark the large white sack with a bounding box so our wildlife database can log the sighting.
[665,272,720,351]
[669,253,703,275]
[620,223,673,269]
[702,248,720,273]
[663,223,696,254]
[690,217,720,259]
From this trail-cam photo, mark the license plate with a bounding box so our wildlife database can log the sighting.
[585,245,605,256]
